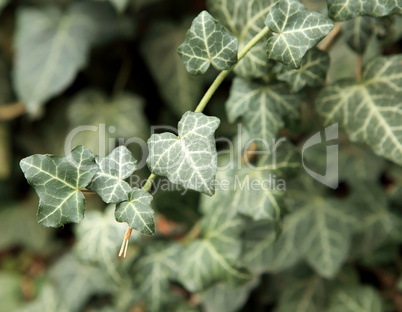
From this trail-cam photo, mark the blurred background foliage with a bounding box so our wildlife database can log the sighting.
[0,0,402,311]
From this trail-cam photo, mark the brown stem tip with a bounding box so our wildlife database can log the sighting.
[118,226,132,258]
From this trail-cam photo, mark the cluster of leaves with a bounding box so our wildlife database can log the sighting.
[1,0,402,311]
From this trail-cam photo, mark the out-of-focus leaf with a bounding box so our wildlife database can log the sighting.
[275,48,330,92]
[16,284,69,312]
[14,2,133,115]
[207,0,276,78]
[20,146,98,227]
[147,112,220,196]
[74,206,127,279]
[49,253,113,312]
[67,89,149,157]
[327,285,383,312]
[342,17,376,54]
[178,11,238,75]
[178,191,251,292]
[0,125,10,179]
[226,78,300,146]
[132,243,181,312]
[0,272,23,312]
[0,0,8,13]
[327,0,402,21]
[96,0,129,12]
[87,146,137,204]
[265,0,334,68]
[142,22,203,116]
[115,187,155,235]
[316,55,402,166]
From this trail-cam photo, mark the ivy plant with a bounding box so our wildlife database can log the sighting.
[1,0,402,311]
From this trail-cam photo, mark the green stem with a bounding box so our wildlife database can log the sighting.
[141,173,157,192]
[194,26,270,113]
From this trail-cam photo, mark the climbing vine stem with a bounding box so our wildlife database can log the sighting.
[119,25,271,257]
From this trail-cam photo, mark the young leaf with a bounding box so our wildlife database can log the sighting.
[226,78,300,145]
[115,188,155,235]
[207,0,276,78]
[327,0,402,21]
[327,285,383,312]
[20,146,97,227]
[147,111,220,196]
[74,206,127,275]
[265,0,334,68]
[316,55,402,166]
[275,48,330,92]
[342,17,376,54]
[87,146,137,204]
[177,10,238,75]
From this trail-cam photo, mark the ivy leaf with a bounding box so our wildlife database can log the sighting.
[265,0,334,68]
[275,48,330,92]
[327,285,383,312]
[132,243,181,312]
[207,0,276,78]
[14,3,132,115]
[142,22,203,116]
[20,146,97,227]
[327,0,402,21]
[74,206,127,278]
[226,78,300,145]
[178,194,252,292]
[87,146,137,204]
[316,55,402,166]
[342,17,376,54]
[115,188,155,235]
[177,10,238,75]
[147,111,220,196]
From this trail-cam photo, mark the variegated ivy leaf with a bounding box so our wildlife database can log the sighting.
[226,78,300,146]
[177,10,238,75]
[343,17,376,54]
[316,55,402,166]
[265,0,334,68]
[147,111,220,196]
[74,206,127,278]
[178,194,251,292]
[275,48,330,92]
[115,188,155,235]
[207,0,276,79]
[327,285,383,312]
[327,0,402,21]
[87,146,137,204]
[20,146,97,227]
[132,243,181,312]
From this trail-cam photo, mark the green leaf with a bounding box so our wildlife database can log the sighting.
[74,206,127,278]
[147,111,220,196]
[327,285,383,312]
[327,0,402,21]
[17,284,68,312]
[275,48,330,92]
[87,146,137,204]
[316,55,402,166]
[132,243,181,312]
[67,90,149,156]
[14,3,132,114]
[243,220,302,273]
[96,0,129,12]
[142,22,203,116]
[0,272,23,312]
[265,0,334,68]
[0,0,8,13]
[177,10,238,75]
[178,194,251,292]
[49,253,113,312]
[20,146,97,227]
[226,78,300,145]
[207,0,276,78]
[115,188,155,235]
[342,17,376,54]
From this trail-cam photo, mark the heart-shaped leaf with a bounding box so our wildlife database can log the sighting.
[265,0,334,68]
[178,10,238,75]
[87,146,137,204]
[147,111,220,195]
[115,188,155,235]
[20,146,98,227]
